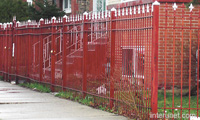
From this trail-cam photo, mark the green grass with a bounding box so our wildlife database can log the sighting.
[158,91,200,117]
[55,91,114,112]
[0,76,3,80]
[55,91,95,106]
[19,83,51,93]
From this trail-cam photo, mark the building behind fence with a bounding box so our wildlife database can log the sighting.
[0,0,200,119]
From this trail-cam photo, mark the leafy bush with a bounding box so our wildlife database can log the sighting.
[0,0,30,23]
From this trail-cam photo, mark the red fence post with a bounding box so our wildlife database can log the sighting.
[5,24,8,81]
[51,17,56,91]
[62,16,67,90]
[83,12,88,98]
[8,23,12,82]
[39,18,44,83]
[11,20,16,82]
[151,1,160,119]
[15,21,19,84]
[110,8,116,109]
[27,20,31,81]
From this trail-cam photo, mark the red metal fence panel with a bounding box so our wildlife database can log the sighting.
[0,1,200,119]
[157,3,200,119]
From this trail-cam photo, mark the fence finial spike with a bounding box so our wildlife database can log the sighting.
[63,15,68,19]
[78,14,80,21]
[153,1,160,5]
[111,8,117,17]
[88,13,91,19]
[138,5,141,14]
[40,18,44,21]
[122,8,125,16]
[142,5,145,13]
[130,7,132,15]
[72,15,75,21]
[83,11,88,16]
[134,6,136,14]
[51,16,56,20]
[83,12,88,20]
[105,10,108,18]
[28,19,31,23]
[101,11,104,18]
[95,12,98,19]
[189,3,194,12]
[173,3,178,10]
[111,7,116,11]
[147,4,149,13]
[126,7,128,15]
[118,8,121,16]
[98,12,101,19]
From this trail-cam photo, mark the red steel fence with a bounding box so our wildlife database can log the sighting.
[0,1,200,119]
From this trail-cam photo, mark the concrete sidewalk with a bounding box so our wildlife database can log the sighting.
[0,81,129,120]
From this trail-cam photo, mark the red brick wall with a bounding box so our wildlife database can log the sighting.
[158,3,200,88]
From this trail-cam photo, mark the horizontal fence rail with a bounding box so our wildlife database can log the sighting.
[0,1,200,119]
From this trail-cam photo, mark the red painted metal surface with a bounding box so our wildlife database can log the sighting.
[62,16,67,89]
[83,14,88,98]
[110,9,116,109]
[0,2,200,119]
[151,2,160,119]
[158,3,200,120]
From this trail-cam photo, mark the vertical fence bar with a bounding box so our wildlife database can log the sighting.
[164,3,168,119]
[5,25,8,81]
[110,8,116,109]
[15,22,19,84]
[83,12,88,98]
[189,5,193,117]
[39,19,44,83]
[9,23,12,82]
[180,4,185,118]
[51,17,56,91]
[172,4,176,118]
[12,20,15,82]
[151,1,160,118]
[62,16,67,90]
[197,9,200,117]
[27,20,31,81]
[6,24,10,81]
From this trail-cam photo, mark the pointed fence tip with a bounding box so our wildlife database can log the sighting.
[63,15,68,19]
[51,16,56,20]
[153,1,160,5]
[39,18,44,21]
[28,20,31,23]
[189,3,194,12]
[111,7,116,11]
[173,3,178,10]
[83,12,88,16]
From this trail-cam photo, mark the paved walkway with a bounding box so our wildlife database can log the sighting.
[0,81,128,120]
